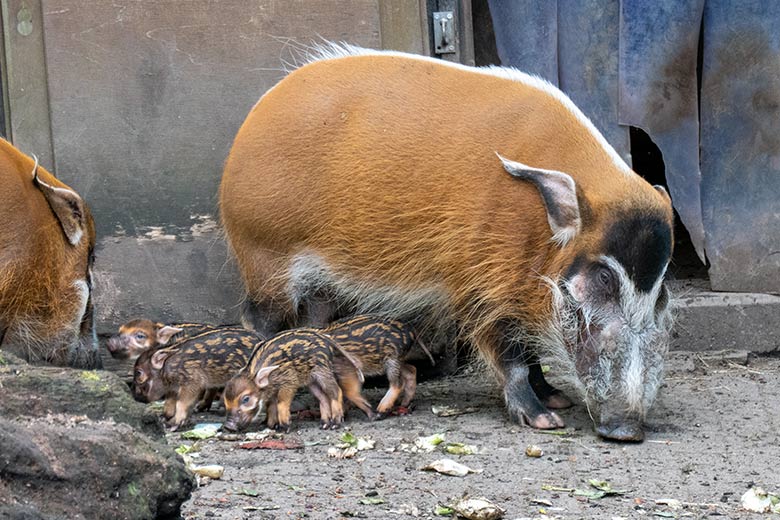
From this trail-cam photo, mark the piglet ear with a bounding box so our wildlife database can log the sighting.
[254,365,279,388]
[156,326,183,345]
[498,153,581,247]
[151,349,173,370]
[31,155,86,246]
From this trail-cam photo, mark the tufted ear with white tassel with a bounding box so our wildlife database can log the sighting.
[31,155,86,246]
[498,153,582,246]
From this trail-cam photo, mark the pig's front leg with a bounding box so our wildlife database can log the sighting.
[498,338,564,429]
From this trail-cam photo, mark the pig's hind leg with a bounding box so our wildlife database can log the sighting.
[529,361,572,409]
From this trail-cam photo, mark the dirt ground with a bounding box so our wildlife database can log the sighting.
[174,352,780,520]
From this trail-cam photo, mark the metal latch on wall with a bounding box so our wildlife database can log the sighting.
[433,11,456,54]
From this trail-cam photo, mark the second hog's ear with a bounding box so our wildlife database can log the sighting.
[254,365,279,388]
[654,185,672,206]
[31,155,87,246]
[151,349,174,370]
[156,326,183,345]
[498,153,581,247]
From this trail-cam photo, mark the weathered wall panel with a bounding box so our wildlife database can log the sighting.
[39,0,381,329]
[488,1,780,293]
[1,0,54,167]
[487,0,557,83]
[558,0,629,163]
[700,0,780,292]
[618,0,706,262]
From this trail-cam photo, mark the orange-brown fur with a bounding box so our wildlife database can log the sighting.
[219,51,673,403]
[0,138,97,366]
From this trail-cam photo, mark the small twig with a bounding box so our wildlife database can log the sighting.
[646,440,681,445]
[726,361,764,375]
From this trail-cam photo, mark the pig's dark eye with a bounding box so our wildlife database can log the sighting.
[134,370,143,378]
[240,395,251,405]
[598,267,614,288]
[135,332,147,340]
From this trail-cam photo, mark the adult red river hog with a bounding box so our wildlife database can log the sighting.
[0,139,98,367]
[219,44,674,441]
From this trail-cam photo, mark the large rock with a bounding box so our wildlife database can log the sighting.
[0,363,194,519]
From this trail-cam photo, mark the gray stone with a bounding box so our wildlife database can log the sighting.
[670,279,780,353]
[0,365,194,519]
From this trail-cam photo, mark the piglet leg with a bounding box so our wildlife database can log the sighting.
[308,382,334,429]
[274,387,296,433]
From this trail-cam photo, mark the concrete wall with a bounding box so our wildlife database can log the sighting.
[20,0,383,331]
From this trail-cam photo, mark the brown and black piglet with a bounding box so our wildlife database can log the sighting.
[325,315,435,419]
[107,318,216,360]
[132,327,258,430]
[223,329,363,433]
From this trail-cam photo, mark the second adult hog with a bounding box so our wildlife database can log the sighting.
[324,315,435,419]
[132,328,257,430]
[223,329,363,432]
[107,319,216,360]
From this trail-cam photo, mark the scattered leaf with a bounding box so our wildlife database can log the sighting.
[434,504,454,516]
[445,442,477,455]
[452,497,505,520]
[415,433,446,452]
[244,430,274,440]
[336,432,375,451]
[530,498,553,506]
[341,432,358,445]
[541,365,551,374]
[359,497,386,505]
[328,446,358,459]
[239,438,303,450]
[175,443,198,455]
[655,499,682,509]
[181,423,221,440]
[587,479,626,496]
[421,458,482,477]
[191,465,224,479]
[235,488,260,497]
[525,445,543,457]
[741,487,780,513]
[542,485,575,493]
[652,512,676,518]
[536,430,571,436]
[283,483,305,492]
[431,405,479,417]
[574,489,607,500]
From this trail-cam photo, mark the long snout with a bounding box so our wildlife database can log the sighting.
[223,415,245,432]
[596,420,644,442]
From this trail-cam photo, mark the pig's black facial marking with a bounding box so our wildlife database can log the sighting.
[603,213,672,293]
